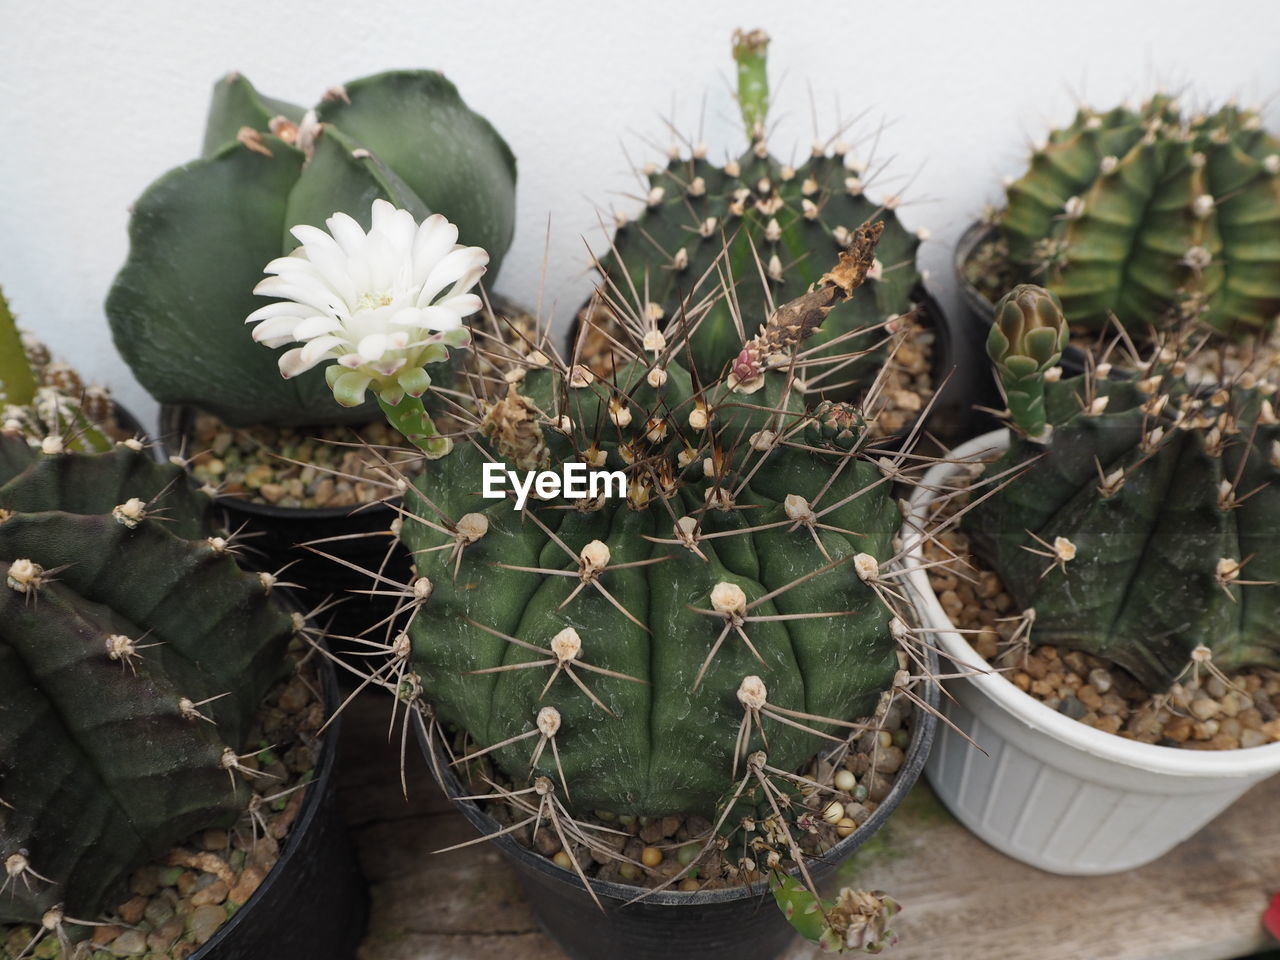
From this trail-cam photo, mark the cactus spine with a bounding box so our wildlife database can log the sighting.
[966,286,1280,691]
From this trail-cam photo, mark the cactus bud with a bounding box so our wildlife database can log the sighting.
[988,284,1069,441]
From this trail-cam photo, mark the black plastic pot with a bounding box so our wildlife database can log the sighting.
[955,220,1091,384]
[418,654,939,960]
[907,282,977,446]
[192,640,367,960]
[158,404,410,644]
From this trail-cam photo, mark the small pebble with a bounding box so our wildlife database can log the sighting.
[108,930,147,956]
[117,895,147,926]
[188,904,227,945]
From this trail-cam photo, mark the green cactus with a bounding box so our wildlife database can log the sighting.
[966,286,1280,691]
[398,236,905,823]
[578,30,923,397]
[0,436,295,928]
[0,291,36,411]
[993,96,1280,336]
[0,289,115,454]
[107,70,516,427]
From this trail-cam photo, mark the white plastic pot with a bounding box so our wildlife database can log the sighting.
[902,429,1280,875]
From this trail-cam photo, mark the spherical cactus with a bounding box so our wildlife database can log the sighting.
[578,30,923,398]
[966,288,1280,691]
[0,437,295,927]
[399,236,909,818]
[107,70,516,427]
[993,97,1280,336]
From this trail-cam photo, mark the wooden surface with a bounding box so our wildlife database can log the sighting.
[337,694,1280,960]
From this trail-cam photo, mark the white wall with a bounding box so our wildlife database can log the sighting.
[2,0,1277,428]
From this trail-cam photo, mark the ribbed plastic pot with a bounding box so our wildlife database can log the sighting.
[158,404,409,642]
[902,430,1280,875]
[190,635,367,959]
[415,663,938,960]
[954,221,1090,381]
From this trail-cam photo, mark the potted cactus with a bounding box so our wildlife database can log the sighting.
[105,68,520,636]
[955,96,1280,385]
[576,30,972,441]
[0,288,143,449]
[0,436,364,956]
[244,197,942,958]
[901,285,1280,875]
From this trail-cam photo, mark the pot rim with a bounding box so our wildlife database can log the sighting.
[157,402,400,522]
[416,653,939,908]
[903,428,1280,778]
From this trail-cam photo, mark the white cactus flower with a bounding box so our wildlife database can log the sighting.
[246,199,488,408]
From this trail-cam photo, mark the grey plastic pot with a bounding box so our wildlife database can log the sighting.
[416,655,938,960]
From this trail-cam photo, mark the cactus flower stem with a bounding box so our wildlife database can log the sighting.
[732,29,770,140]
[378,393,453,459]
[0,289,36,407]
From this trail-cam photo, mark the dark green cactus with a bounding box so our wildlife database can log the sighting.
[987,285,1070,442]
[966,288,1280,691]
[400,239,904,818]
[107,70,516,427]
[0,436,294,927]
[579,30,923,397]
[994,96,1280,336]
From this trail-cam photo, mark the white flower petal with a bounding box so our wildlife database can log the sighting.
[325,211,368,256]
[358,333,389,362]
[418,247,489,306]
[279,347,318,379]
[417,305,463,331]
[293,315,345,340]
[301,335,344,365]
[250,316,302,343]
[444,294,483,319]
[372,200,417,257]
[389,307,425,328]
[412,215,459,283]
[246,301,306,324]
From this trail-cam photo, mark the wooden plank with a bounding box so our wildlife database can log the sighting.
[337,694,1280,960]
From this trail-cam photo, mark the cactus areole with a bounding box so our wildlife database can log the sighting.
[397,228,910,819]
[0,438,294,925]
